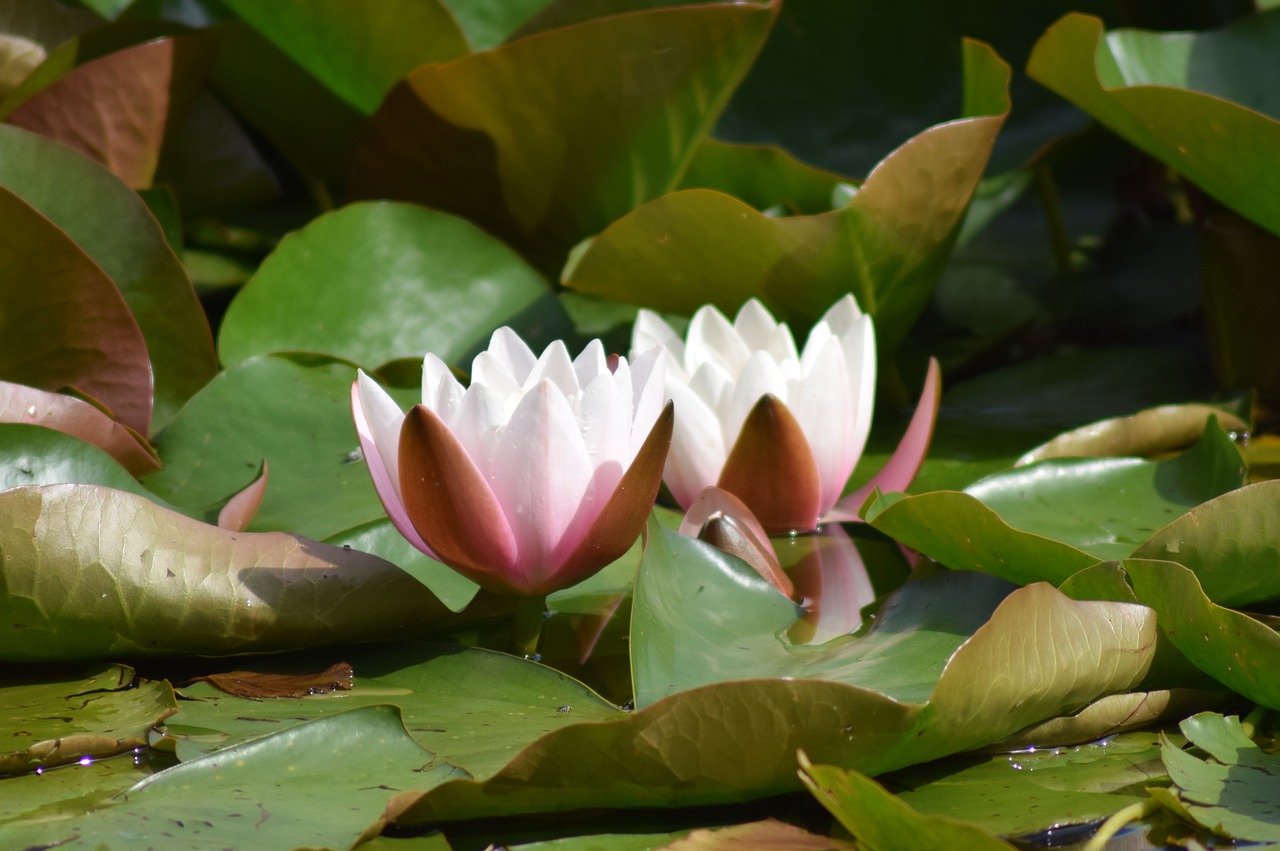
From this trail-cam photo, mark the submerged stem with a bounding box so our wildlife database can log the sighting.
[1083,798,1159,851]
[509,594,548,661]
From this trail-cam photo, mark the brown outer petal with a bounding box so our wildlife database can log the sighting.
[398,404,519,593]
[545,402,674,596]
[697,515,795,600]
[717,395,821,534]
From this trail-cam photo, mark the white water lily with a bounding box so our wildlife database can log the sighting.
[352,328,671,597]
[633,296,938,533]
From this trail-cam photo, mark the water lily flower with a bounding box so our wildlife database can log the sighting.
[633,296,939,534]
[351,329,672,600]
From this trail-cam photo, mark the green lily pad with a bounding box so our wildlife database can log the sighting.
[381,536,1154,825]
[886,731,1164,837]
[0,484,462,661]
[164,642,622,779]
[349,0,778,272]
[217,202,549,370]
[0,423,161,503]
[4,705,464,850]
[564,38,1009,350]
[0,748,172,829]
[220,0,467,115]
[1122,560,1280,711]
[677,138,852,215]
[1161,712,1280,842]
[799,754,1017,850]
[865,421,1243,584]
[144,354,382,540]
[1131,481,1280,607]
[0,124,216,433]
[1,664,178,774]
[1027,11,1280,235]
[440,0,551,51]
[325,518,480,613]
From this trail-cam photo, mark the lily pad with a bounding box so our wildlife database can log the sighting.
[144,354,383,540]
[0,423,160,502]
[1161,712,1280,842]
[1,664,178,774]
[4,705,466,850]
[799,754,1017,851]
[0,484,462,661]
[220,0,468,115]
[864,421,1243,584]
[886,731,1164,837]
[1027,11,1280,235]
[348,0,778,272]
[564,38,1010,350]
[0,124,217,433]
[217,202,549,370]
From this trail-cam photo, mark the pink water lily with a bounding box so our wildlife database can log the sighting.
[352,328,672,597]
[633,296,939,534]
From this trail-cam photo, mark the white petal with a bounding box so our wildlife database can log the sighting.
[489,380,594,581]
[789,337,857,514]
[631,309,686,376]
[486,326,537,384]
[452,382,506,475]
[421,354,464,423]
[471,349,521,409]
[841,314,877,469]
[732,298,781,348]
[527,338,578,397]
[663,379,727,508]
[626,347,666,459]
[573,338,608,389]
[724,352,789,445]
[686,304,751,378]
[579,370,629,469]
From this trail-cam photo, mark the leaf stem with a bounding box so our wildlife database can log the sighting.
[1083,797,1159,851]
[1242,705,1270,739]
[1032,160,1075,274]
[509,594,548,661]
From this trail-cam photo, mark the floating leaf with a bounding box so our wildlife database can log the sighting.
[0,484,463,661]
[0,124,217,432]
[144,354,384,541]
[221,0,467,115]
[887,731,1165,837]
[798,753,1017,851]
[4,705,465,850]
[187,661,353,699]
[865,422,1243,584]
[1,664,177,774]
[0,184,152,436]
[1016,403,1249,465]
[1161,712,1280,842]
[1027,11,1280,235]
[4,35,212,189]
[563,39,1010,350]
[325,518,480,613]
[0,422,158,499]
[349,0,778,272]
[0,383,158,476]
[218,202,549,369]
[677,138,852,215]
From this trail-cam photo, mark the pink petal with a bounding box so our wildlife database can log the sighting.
[217,459,268,532]
[351,374,434,556]
[789,337,856,514]
[680,486,793,599]
[828,357,942,522]
[790,524,876,644]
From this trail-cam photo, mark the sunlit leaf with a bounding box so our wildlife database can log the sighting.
[218,202,549,370]
[799,754,1016,850]
[442,0,553,50]
[1015,403,1249,465]
[0,484,463,661]
[1161,712,1280,842]
[0,184,152,436]
[1027,11,1280,235]
[0,124,217,432]
[4,705,465,849]
[887,731,1166,837]
[1,664,177,774]
[865,422,1243,583]
[677,138,852,215]
[665,818,855,850]
[563,39,1009,349]
[220,0,468,115]
[349,0,778,272]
